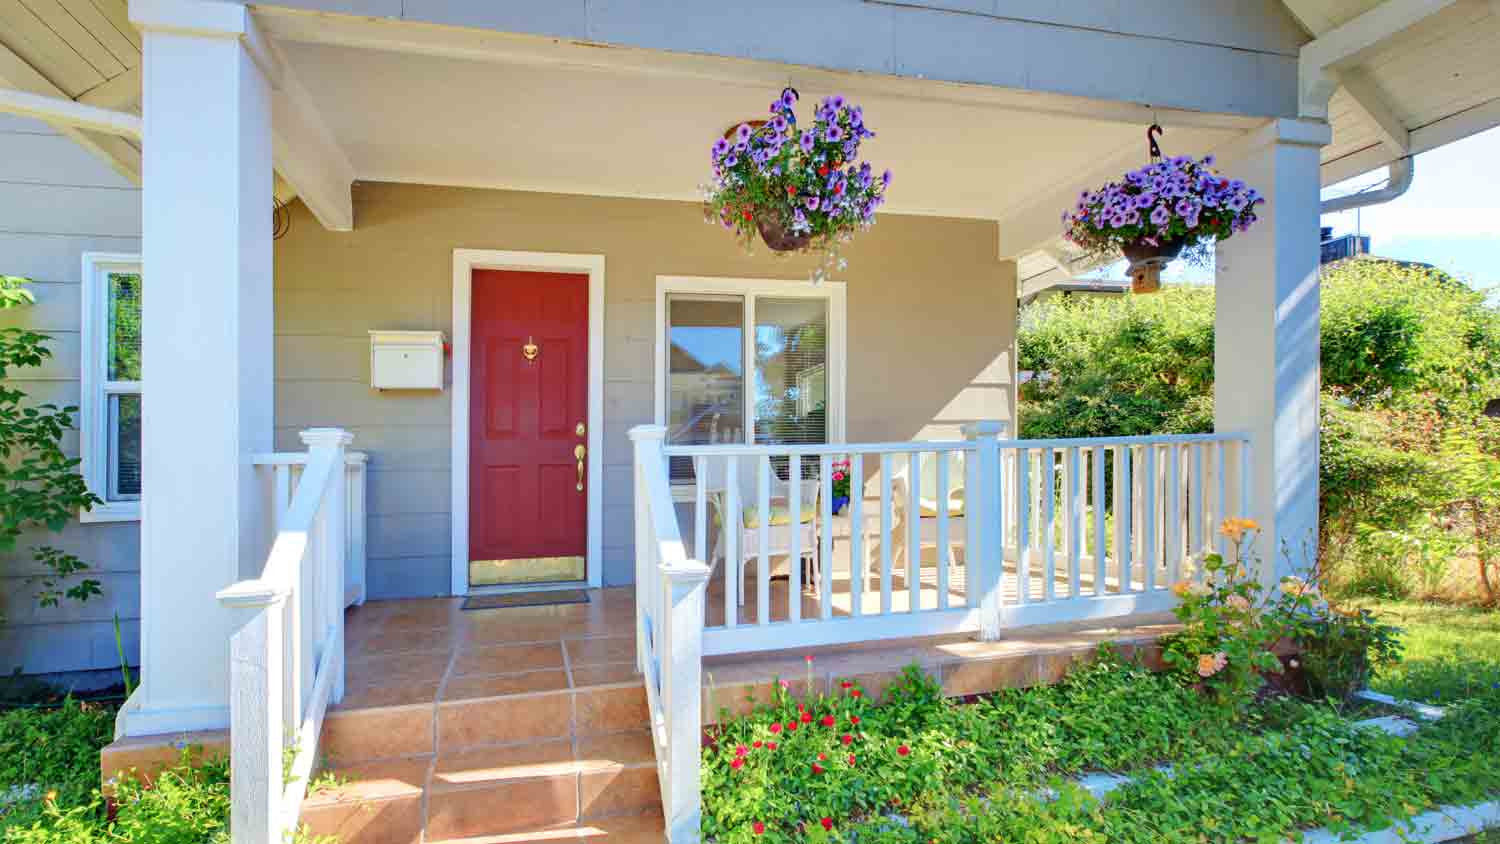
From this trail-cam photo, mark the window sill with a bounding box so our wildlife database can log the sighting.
[80,502,141,523]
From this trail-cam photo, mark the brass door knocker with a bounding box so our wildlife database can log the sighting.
[522,336,539,361]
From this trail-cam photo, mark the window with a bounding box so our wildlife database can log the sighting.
[656,277,845,486]
[80,253,143,521]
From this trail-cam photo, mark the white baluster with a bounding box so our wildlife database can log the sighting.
[1142,444,1158,592]
[787,454,802,623]
[936,452,950,610]
[725,457,740,627]
[879,453,893,615]
[1215,442,1228,559]
[1067,447,1083,600]
[819,454,833,620]
[1167,445,1183,585]
[757,456,771,626]
[849,455,865,617]
[693,456,706,564]
[1042,448,1056,601]
[1114,445,1132,593]
[907,451,921,613]
[1190,442,1205,578]
[1092,447,1107,596]
[1015,448,1031,604]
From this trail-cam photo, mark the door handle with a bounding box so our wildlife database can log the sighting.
[575,444,587,492]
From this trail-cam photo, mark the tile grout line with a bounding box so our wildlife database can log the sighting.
[422,643,461,844]
[564,636,583,826]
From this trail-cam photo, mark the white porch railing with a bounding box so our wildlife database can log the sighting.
[629,423,1251,844]
[254,448,369,608]
[218,429,356,844]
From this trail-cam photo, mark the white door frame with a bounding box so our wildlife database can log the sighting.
[451,249,606,595]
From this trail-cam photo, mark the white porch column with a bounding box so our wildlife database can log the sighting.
[1213,117,1331,587]
[124,0,275,736]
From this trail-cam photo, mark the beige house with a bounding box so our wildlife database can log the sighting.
[3,1,1499,842]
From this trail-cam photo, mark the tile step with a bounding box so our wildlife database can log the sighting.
[302,732,663,844]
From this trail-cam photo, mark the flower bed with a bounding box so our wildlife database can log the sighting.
[701,652,1500,844]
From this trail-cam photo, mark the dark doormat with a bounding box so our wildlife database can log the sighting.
[462,589,591,611]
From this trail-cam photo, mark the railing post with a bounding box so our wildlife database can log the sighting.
[217,586,288,844]
[660,560,710,844]
[628,425,669,675]
[345,455,369,607]
[963,422,1005,641]
[301,428,352,703]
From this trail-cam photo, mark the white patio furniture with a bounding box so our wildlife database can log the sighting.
[702,455,820,607]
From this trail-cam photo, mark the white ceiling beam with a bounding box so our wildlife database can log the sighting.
[1337,68,1409,156]
[1299,0,1459,117]
[0,41,141,184]
[0,87,142,138]
[1279,0,1340,36]
[240,14,354,231]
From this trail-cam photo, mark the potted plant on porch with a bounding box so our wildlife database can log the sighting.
[1061,127,1264,293]
[704,89,892,282]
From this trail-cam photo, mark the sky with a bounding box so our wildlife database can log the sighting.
[1099,124,1500,295]
[1320,124,1500,293]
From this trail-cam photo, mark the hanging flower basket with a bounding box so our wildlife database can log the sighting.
[1062,127,1263,293]
[704,88,892,281]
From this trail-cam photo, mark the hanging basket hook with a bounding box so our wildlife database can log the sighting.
[1147,123,1164,161]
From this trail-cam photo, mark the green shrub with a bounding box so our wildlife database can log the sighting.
[0,701,113,832]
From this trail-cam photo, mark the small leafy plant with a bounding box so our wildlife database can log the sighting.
[1160,519,1286,714]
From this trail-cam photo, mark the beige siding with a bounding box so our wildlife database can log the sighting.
[0,115,141,684]
[273,182,1016,593]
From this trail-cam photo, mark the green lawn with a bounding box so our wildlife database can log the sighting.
[1359,600,1500,704]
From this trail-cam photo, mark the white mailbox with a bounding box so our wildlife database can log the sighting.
[368,330,444,390]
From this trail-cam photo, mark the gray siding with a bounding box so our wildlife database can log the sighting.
[0,115,142,685]
[272,182,1017,595]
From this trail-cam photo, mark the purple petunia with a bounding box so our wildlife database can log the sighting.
[712,138,730,159]
[881,169,893,188]
[1149,204,1171,227]
[806,195,821,211]
[771,115,788,133]
[800,130,816,153]
[736,123,752,142]
[781,89,798,109]
[824,124,844,143]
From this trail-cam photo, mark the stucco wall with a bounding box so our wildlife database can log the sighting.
[273,182,1016,594]
[0,115,142,685]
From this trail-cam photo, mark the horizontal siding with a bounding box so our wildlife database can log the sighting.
[274,182,1017,594]
[0,116,141,680]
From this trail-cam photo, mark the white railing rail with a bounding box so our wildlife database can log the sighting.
[662,427,1252,655]
[253,449,369,607]
[630,426,711,844]
[218,428,354,844]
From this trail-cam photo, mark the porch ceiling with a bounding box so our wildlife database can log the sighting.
[272,37,1248,224]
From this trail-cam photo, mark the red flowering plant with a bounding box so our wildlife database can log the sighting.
[705,89,892,282]
[700,659,938,843]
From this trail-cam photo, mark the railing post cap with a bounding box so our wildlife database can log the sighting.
[628,425,669,442]
[300,427,354,449]
[961,421,1007,439]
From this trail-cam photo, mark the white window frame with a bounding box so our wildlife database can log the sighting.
[79,252,143,522]
[654,276,847,493]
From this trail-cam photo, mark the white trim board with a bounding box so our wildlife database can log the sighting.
[450,250,606,596]
[653,275,848,501]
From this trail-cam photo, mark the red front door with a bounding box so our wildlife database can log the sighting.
[469,270,589,585]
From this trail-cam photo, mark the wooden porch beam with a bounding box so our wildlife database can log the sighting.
[0,41,141,184]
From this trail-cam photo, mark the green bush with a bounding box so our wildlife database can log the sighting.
[1018,260,1500,603]
[0,701,114,832]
